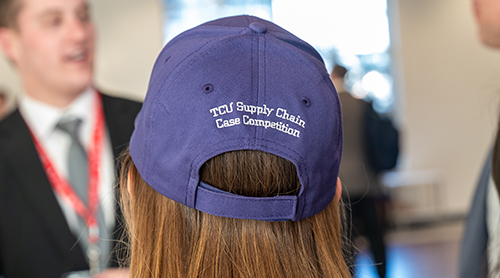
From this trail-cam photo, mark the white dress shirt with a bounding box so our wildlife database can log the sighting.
[487,175,500,277]
[18,88,116,239]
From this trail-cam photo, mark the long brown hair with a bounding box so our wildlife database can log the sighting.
[120,150,351,278]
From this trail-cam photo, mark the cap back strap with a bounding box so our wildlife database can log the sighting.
[195,182,298,221]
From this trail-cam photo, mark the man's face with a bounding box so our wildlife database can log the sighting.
[473,0,500,47]
[4,0,95,99]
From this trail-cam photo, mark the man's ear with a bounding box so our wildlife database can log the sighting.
[0,27,20,64]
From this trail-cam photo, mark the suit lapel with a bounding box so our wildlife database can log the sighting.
[0,110,87,263]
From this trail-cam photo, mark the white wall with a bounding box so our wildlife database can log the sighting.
[392,0,500,214]
[0,0,163,105]
[90,0,163,101]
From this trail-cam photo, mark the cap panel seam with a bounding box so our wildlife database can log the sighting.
[255,31,267,143]
[250,28,257,148]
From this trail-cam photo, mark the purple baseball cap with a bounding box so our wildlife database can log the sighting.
[129,15,343,221]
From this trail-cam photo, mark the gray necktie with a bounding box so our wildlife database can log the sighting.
[56,117,111,271]
[56,117,88,205]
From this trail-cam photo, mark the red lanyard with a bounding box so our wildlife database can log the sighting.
[30,93,105,245]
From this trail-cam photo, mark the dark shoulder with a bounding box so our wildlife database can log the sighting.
[100,93,142,115]
[101,93,142,110]
[99,92,142,157]
[0,110,24,140]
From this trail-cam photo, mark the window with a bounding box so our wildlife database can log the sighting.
[162,0,393,111]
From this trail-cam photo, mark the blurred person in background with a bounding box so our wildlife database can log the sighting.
[332,65,387,278]
[460,0,500,277]
[0,0,141,277]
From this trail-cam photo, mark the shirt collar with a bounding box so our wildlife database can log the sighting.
[18,88,96,142]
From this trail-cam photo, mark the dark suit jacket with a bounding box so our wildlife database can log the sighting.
[0,94,141,278]
[459,151,491,278]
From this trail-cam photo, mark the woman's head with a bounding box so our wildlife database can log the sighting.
[120,150,349,278]
[122,15,347,277]
[129,15,343,222]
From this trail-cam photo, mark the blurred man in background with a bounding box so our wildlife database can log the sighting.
[332,65,388,278]
[0,0,140,277]
[460,0,500,277]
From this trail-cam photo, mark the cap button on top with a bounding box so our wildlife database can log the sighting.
[249,22,267,33]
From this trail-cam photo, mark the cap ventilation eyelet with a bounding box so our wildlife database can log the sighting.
[301,97,311,107]
[202,84,214,94]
